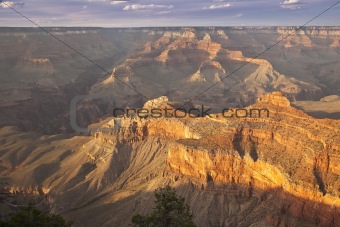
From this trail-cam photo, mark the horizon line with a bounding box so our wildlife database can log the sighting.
[1,25,340,29]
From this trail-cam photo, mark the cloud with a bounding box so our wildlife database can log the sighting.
[0,1,24,8]
[203,3,231,10]
[110,1,129,5]
[0,1,14,8]
[281,0,300,4]
[123,4,174,11]
[280,0,302,9]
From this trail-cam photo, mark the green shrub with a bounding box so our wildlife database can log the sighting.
[132,186,196,227]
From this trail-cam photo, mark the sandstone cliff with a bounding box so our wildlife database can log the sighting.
[1,93,339,226]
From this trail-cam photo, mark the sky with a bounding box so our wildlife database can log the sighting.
[0,0,340,27]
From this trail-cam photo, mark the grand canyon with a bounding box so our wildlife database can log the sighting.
[0,27,340,226]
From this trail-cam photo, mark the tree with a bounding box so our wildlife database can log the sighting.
[0,205,71,227]
[132,186,196,227]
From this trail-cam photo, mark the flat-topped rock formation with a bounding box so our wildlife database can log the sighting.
[257,91,291,107]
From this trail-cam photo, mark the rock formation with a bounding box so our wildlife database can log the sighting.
[1,27,340,226]
[1,92,339,226]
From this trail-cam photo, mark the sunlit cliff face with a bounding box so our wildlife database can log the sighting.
[90,92,340,226]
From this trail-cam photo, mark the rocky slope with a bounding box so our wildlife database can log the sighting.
[1,27,340,134]
[0,28,151,133]
[88,27,340,122]
[0,92,339,226]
